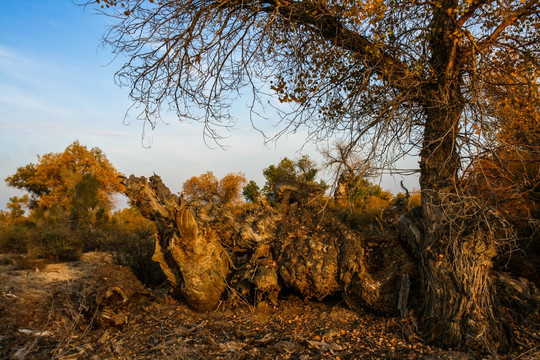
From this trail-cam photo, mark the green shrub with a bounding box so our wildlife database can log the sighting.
[0,220,35,254]
[29,225,81,262]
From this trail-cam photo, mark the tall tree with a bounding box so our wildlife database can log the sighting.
[95,0,539,350]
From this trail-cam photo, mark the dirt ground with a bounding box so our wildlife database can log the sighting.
[0,253,538,360]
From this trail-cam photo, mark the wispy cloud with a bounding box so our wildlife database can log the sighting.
[0,119,65,130]
[0,45,67,88]
[0,90,73,119]
[89,129,133,137]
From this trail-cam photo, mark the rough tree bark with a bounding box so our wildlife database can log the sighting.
[405,3,508,348]
[122,174,416,315]
[121,174,231,311]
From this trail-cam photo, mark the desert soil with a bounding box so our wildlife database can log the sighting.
[0,253,538,360]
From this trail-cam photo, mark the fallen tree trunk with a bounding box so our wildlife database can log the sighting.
[121,174,417,315]
[122,175,231,311]
[118,173,540,356]
[273,206,416,314]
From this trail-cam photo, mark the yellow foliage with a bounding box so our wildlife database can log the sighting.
[364,195,390,216]
[6,141,123,212]
[182,171,219,203]
[182,171,246,205]
[218,172,247,205]
[408,192,421,209]
[112,206,155,234]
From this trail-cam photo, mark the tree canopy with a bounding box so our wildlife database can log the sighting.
[242,180,261,203]
[96,0,538,165]
[262,155,327,195]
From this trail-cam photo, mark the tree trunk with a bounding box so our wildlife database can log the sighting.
[412,25,508,349]
[418,111,506,351]
[401,1,509,351]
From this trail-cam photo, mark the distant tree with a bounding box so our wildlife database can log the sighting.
[5,141,123,214]
[242,180,261,203]
[262,157,297,194]
[262,156,327,197]
[348,177,391,207]
[183,171,246,205]
[4,141,124,259]
[6,195,29,219]
[218,172,247,205]
[182,171,219,203]
[0,196,32,254]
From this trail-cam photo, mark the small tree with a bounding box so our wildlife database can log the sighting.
[218,172,248,205]
[182,171,219,203]
[6,195,29,219]
[4,142,124,259]
[6,141,123,213]
[242,180,261,203]
[262,155,327,197]
[0,195,32,253]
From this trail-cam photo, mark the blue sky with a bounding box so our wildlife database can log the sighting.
[0,0,418,210]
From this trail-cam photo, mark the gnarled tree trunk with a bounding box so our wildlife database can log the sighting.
[122,175,231,311]
[122,174,416,315]
[391,2,510,350]
[406,12,509,347]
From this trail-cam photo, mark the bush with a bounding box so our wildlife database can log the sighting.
[335,206,384,233]
[109,229,165,287]
[29,224,81,262]
[0,220,33,253]
[408,192,422,209]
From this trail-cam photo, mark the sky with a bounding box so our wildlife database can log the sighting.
[0,0,419,211]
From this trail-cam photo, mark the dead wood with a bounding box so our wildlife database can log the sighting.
[495,272,539,321]
[273,207,342,299]
[121,174,419,315]
[54,263,151,327]
[271,179,325,206]
[122,174,231,311]
[122,173,535,330]
[342,233,416,315]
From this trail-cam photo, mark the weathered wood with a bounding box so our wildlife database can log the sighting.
[122,175,231,311]
[122,174,416,315]
[495,272,539,320]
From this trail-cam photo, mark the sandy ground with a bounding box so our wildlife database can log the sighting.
[0,253,538,360]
